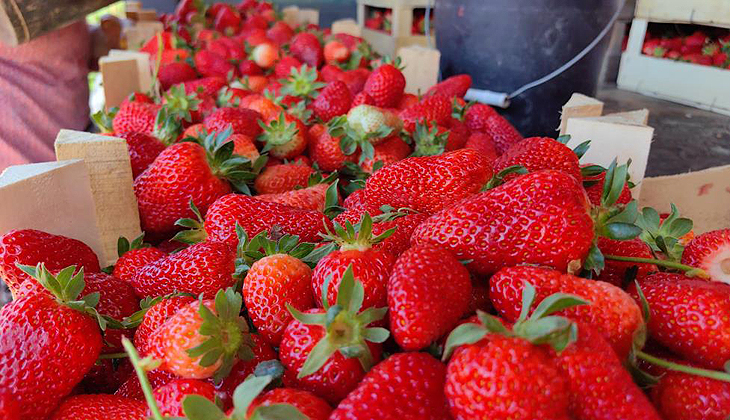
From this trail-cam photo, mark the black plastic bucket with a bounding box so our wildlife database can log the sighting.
[435,0,621,137]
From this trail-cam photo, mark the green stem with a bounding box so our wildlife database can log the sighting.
[121,338,165,420]
[603,254,709,279]
[636,350,730,382]
[98,352,128,360]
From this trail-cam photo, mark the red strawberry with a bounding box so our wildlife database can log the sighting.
[183,76,227,98]
[115,132,167,178]
[584,168,632,206]
[49,394,147,420]
[324,39,350,64]
[120,91,154,109]
[274,56,304,78]
[251,42,280,69]
[152,378,216,417]
[339,68,370,95]
[147,290,253,380]
[250,388,332,420]
[204,107,263,138]
[313,214,397,310]
[552,323,662,420]
[254,162,314,194]
[308,125,358,171]
[76,358,133,394]
[412,170,594,275]
[239,59,264,76]
[464,131,497,158]
[490,265,643,358]
[652,369,730,420]
[280,267,387,404]
[290,32,324,68]
[321,64,345,82]
[399,95,452,133]
[397,92,419,110]
[330,353,450,420]
[113,102,160,135]
[360,135,411,173]
[215,335,277,407]
[595,237,657,286]
[363,64,405,108]
[213,5,241,34]
[194,49,235,78]
[464,104,522,154]
[243,236,315,345]
[351,91,375,106]
[132,241,235,299]
[312,80,352,122]
[133,295,197,356]
[0,392,18,420]
[445,117,470,150]
[426,74,472,98]
[364,149,493,214]
[112,240,166,285]
[267,21,295,44]
[0,265,103,419]
[238,94,283,121]
[493,136,581,180]
[628,273,730,369]
[372,211,429,257]
[0,229,100,295]
[388,244,471,350]
[203,193,333,246]
[81,272,138,351]
[158,62,198,91]
[681,229,730,284]
[257,112,309,159]
[115,368,178,400]
[257,183,331,211]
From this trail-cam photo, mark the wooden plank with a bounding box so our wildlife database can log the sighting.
[99,56,141,109]
[564,115,653,197]
[598,109,650,126]
[123,20,164,51]
[0,160,105,261]
[0,0,116,45]
[398,45,440,95]
[559,93,604,135]
[617,19,730,117]
[282,6,299,27]
[54,130,141,266]
[332,19,362,36]
[639,164,730,234]
[109,49,153,93]
[635,0,730,28]
[298,8,320,26]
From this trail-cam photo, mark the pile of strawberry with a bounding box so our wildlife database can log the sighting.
[2,1,730,419]
[364,7,392,34]
[641,27,730,69]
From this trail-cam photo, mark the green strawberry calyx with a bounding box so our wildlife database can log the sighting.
[410,121,450,157]
[173,200,209,244]
[17,263,122,331]
[122,292,196,329]
[187,287,256,383]
[257,112,300,150]
[287,264,389,378]
[321,212,395,252]
[279,65,326,104]
[635,204,693,263]
[182,375,307,420]
[91,107,118,134]
[482,165,529,191]
[442,281,589,361]
[202,126,269,194]
[116,233,151,258]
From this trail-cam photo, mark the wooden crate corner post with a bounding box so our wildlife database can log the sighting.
[0,160,106,262]
[54,130,141,266]
[298,8,320,26]
[559,93,604,135]
[332,19,362,36]
[282,6,300,27]
[397,45,440,95]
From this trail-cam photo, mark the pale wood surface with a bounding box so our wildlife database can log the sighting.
[99,56,141,109]
[635,0,730,28]
[332,19,361,36]
[559,93,604,135]
[398,45,440,95]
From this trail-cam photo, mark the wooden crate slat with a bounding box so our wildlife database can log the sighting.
[635,0,730,28]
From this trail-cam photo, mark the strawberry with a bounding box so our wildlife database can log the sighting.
[251,42,280,69]
[214,334,277,407]
[396,92,419,110]
[250,388,332,420]
[112,235,166,284]
[257,112,308,159]
[209,38,246,62]
[489,265,643,359]
[132,240,235,299]
[132,295,196,356]
[257,182,332,211]
[201,193,333,246]
[351,91,375,106]
[267,21,295,44]
[152,378,216,416]
[115,132,167,178]
[410,122,451,157]
[680,228,730,284]
[158,62,198,91]
[651,369,730,420]
[313,214,397,310]
[213,5,241,34]
[324,39,350,64]
[426,74,472,98]
[412,170,594,275]
[239,59,264,76]
[242,233,316,345]
[360,135,411,173]
[464,131,498,161]
[146,289,254,380]
[309,124,358,171]
[493,136,582,180]
[0,229,100,295]
[635,204,693,263]
[442,289,581,420]
[330,353,450,420]
[552,323,662,420]
[113,101,160,135]
[229,133,260,161]
[364,149,493,214]
[183,76,227,98]
[280,266,388,403]
[278,65,326,103]
[0,265,103,419]
[388,244,471,351]
[204,107,263,138]
[76,357,133,394]
[115,368,179,400]
[238,94,283,121]
[464,105,523,154]
[194,49,236,78]
[445,117,470,150]
[371,210,429,257]
[290,32,324,68]
[254,162,314,194]
[321,63,345,82]
[339,68,370,95]
[312,80,352,122]
[330,104,403,162]
[275,56,304,78]
[399,95,452,133]
[49,394,147,420]
[363,64,405,108]
[584,167,632,206]
[120,91,154,109]
[628,273,730,369]
[595,237,657,286]
[80,272,138,351]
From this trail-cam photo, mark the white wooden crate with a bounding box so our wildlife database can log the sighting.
[617,19,730,116]
[357,0,435,57]
[635,0,730,28]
